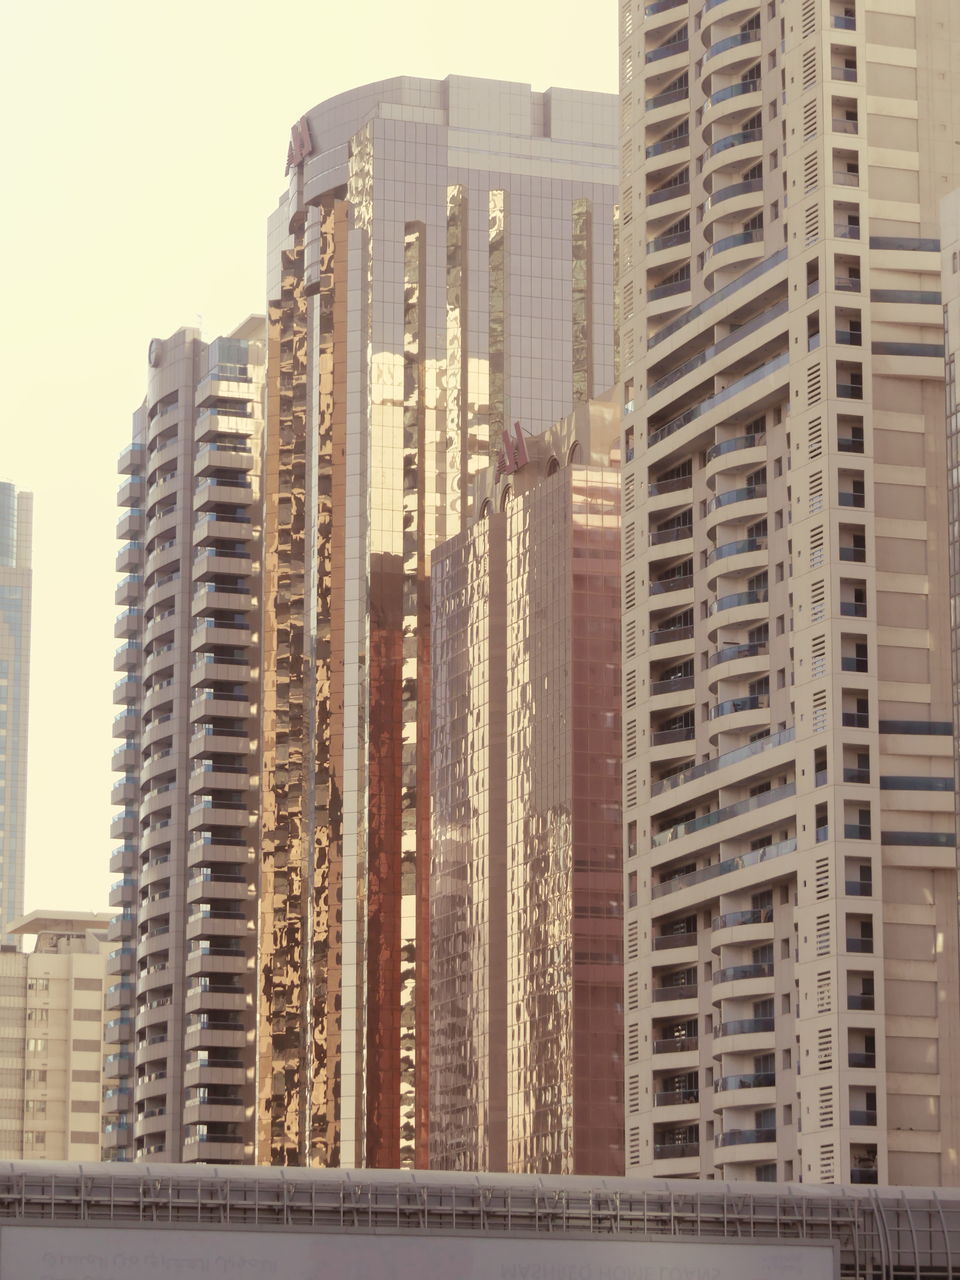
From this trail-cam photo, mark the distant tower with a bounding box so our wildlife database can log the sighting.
[0,482,32,947]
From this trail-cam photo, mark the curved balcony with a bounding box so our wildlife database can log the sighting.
[707,696,770,742]
[703,229,765,290]
[701,128,762,183]
[703,173,763,218]
[708,587,768,617]
[703,28,760,68]
[703,79,762,127]
[712,963,774,988]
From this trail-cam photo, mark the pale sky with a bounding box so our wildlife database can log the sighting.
[0,0,616,915]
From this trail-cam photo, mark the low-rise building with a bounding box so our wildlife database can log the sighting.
[0,911,110,1161]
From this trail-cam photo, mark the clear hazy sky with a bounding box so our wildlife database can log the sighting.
[0,0,616,915]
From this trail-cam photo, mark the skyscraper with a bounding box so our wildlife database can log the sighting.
[106,319,266,1163]
[429,401,623,1176]
[0,483,31,948]
[620,0,960,1184]
[259,74,617,1169]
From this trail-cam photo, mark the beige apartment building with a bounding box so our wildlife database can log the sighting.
[620,0,960,1184]
[429,402,623,1176]
[106,320,265,1163]
[0,911,110,1161]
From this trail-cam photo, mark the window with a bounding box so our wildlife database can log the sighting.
[26,1039,47,1054]
[26,978,49,993]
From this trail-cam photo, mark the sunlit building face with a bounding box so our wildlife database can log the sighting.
[259,75,618,1169]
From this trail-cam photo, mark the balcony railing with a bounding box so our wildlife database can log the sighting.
[713,963,774,986]
[715,1071,775,1093]
[842,711,869,728]
[653,983,698,1002]
[710,640,767,665]
[850,1110,878,1127]
[651,574,693,595]
[709,693,769,719]
[652,725,696,745]
[847,993,875,1011]
[651,622,695,646]
[707,79,760,109]
[707,483,767,512]
[715,1017,775,1037]
[716,1127,776,1148]
[646,37,690,64]
[848,1052,876,1068]
[653,837,797,898]
[649,277,692,302]
[652,781,794,848]
[654,1089,699,1106]
[713,907,774,930]
[709,587,768,614]
[646,85,690,111]
[703,228,764,262]
[651,674,695,695]
[651,726,794,797]
[646,132,691,159]
[653,1035,698,1054]
[653,931,697,951]
[705,127,762,160]
[650,524,693,545]
[653,1141,700,1159]
[705,29,760,61]
[846,937,874,953]
[851,1169,878,1184]
[648,353,788,447]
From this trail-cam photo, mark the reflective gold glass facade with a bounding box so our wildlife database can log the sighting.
[430,404,624,1175]
[259,76,617,1169]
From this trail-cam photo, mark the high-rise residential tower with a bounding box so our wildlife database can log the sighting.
[429,401,623,1176]
[259,74,617,1169]
[620,0,960,1185]
[0,483,31,947]
[106,319,266,1163]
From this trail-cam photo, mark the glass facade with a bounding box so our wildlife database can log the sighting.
[0,483,31,947]
[259,76,617,1169]
[430,405,623,1175]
